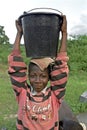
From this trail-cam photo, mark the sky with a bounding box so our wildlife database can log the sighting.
[0,0,87,43]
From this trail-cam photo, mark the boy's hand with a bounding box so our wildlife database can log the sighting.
[15,20,23,36]
[58,15,67,52]
[12,20,23,52]
[61,15,67,34]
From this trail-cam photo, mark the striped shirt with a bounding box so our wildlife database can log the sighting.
[8,50,69,130]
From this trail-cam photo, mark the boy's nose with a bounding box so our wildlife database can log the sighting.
[35,76,41,82]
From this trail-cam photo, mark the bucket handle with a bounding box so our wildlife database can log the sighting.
[26,7,63,15]
[18,7,63,24]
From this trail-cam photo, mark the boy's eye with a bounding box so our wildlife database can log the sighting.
[41,75,46,77]
[30,74,35,78]
[41,74,47,78]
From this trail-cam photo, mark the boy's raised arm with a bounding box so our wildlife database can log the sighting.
[12,20,23,52]
[59,15,67,53]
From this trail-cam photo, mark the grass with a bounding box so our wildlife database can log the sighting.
[0,64,17,129]
[65,71,87,114]
[0,64,87,129]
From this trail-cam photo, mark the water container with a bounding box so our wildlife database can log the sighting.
[19,8,63,58]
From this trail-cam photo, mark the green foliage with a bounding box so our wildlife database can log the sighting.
[0,44,30,65]
[67,35,87,72]
[0,44,11,64]
[0,26,10,44]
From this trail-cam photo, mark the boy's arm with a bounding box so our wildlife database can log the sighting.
[59,15,67,53]
[50,52,69,103]
[50,15,69,103]
[8,20,27,103]
[12,20,23,53]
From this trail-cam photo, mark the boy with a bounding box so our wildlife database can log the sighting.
[8,15,69,130]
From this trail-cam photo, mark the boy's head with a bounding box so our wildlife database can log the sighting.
[28,62,49,93]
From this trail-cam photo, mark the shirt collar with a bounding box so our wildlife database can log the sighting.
[30,86,47,95]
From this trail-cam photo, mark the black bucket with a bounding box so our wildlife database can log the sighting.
[19,8,63,58]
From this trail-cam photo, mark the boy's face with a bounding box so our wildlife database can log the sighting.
[29,64,49,93]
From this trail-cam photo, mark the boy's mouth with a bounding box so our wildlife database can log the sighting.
[34,85,43,92]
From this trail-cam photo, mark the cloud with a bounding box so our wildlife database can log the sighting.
[70,12,87,35]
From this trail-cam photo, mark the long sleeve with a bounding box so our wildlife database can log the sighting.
[50,52,69,103]
[8,50,27,103]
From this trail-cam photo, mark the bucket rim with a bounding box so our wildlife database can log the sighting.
[18,8,63,23]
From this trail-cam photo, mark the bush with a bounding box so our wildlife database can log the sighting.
[67,35,87,72]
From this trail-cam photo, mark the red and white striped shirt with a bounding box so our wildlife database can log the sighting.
[8,50,69,130]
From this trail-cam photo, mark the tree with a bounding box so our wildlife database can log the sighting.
[0,25,9,44]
